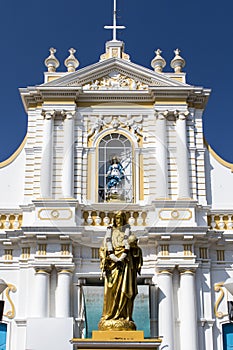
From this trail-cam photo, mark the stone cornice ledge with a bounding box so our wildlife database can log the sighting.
[32,199,79,207]
[70,340,162,349]
[147,226,208,235]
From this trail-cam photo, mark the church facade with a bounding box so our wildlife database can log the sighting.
[0,33,233,350]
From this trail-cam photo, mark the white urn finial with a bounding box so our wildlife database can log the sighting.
[44,47,60,72]
[151,49,166,73]
[170,48,186,73]
[64,48,79,73]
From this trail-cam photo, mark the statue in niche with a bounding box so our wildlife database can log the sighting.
[99,211,143,331]
[106,156,125,201]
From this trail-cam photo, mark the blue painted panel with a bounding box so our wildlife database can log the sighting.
[133,285,150,338]
[223,323,233,350]
[83,285,150,338]
[0,323,7,350]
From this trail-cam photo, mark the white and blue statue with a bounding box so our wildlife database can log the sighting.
[106,156,125,199]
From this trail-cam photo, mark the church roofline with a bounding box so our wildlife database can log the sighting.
[41,57,190,88]
[205,140,233,172]
[0,135,27,168]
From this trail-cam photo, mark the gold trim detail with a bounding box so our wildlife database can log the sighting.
[4,283,17,319]
[87,152,92,200]
[214,282,228,319]
[158,270,172,275]
[180,270,195,275]
[58,269,73,274]
[38,208,72,220]
[139,153,144,200]
[159,208,192,220]
[0,135,27,168]
[36,269,50,274]
[206,142,233,172]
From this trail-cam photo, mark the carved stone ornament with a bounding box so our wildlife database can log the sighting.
[87,115,143,141]
[82,71,148,91]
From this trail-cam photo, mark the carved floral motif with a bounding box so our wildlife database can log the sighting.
[87,115,143,141]
[83,72,148,91]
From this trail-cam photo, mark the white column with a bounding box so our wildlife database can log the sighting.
[176,111,190,198]
[158,270,174,349]
[74,279,86,338]
[155,111,168,199]
[34,269,50,317]
[41,110,55,198]
[201,265,214,350]
[179,269,198,350]
[55,269,72,317]
[62,111,75,198]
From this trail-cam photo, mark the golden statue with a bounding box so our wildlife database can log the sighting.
[98,212,143,331]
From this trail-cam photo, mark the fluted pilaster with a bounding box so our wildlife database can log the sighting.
[176,111,190,198]
[41,110,55,198]
[62,111,75,198]
[155,111,168,199]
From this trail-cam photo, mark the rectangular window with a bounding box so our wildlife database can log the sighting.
[4,249,13,261]
[21,247,30,259]
[92,248,99,259]
[38,244,47,256]
[61,244,70,256]
[217,250,225,262]
[160,245,169,256]
[184,244,192,256]
[199,247,208,260]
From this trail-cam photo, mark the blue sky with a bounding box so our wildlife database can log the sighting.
[1,0,233,162]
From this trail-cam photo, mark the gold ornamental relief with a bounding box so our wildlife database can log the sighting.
[4,283,17,319]
[214,282,228,319]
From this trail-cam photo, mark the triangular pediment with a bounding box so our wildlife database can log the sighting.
[41,58,191,90]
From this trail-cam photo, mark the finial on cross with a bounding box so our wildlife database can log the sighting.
[104,0,125,41]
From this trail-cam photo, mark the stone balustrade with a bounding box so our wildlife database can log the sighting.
[82,210,147,226]
[0,213,22,230]
[208,213,233,230]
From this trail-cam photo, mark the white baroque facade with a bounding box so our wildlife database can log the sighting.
[0,38,233,350]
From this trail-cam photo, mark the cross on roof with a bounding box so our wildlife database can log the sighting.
[104,0,125,41]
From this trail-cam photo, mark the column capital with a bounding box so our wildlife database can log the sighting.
[156,264,175,274]
[155,110,169,120]
[34,266,52,274]
[41,109,56,120]
[175,110,189,120]
[55,264,75,274]
[178,264,198,274]
[62,110,76,120]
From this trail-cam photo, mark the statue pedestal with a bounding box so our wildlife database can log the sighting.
[71,330,162,350]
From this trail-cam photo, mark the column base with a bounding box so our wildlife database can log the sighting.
[71,330,162,349]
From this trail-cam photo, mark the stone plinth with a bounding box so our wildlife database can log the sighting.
[71,330,162,349]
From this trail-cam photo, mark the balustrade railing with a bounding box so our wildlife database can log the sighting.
[208,214,233,230]
[82,210,147,226]
[0,213,22,230]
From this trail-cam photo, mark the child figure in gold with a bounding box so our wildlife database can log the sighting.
[99,212,143,331]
